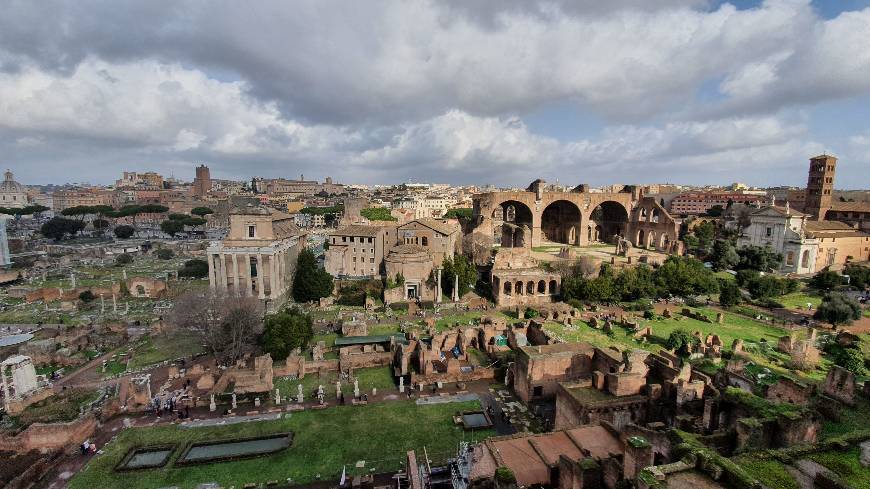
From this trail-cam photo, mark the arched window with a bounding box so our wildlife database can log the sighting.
[421,236,428,247]
[515,282,523,295]
[801,250,810,268]
[548,280,558,295]
[636,229,645,247]
[537,280,546,294]
[504,281,512,296]
[526,281,534,295]
[652,209,660,223]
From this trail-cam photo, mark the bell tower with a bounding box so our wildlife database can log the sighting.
[804,154,836,220]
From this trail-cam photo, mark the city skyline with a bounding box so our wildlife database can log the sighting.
[2,0,870,187]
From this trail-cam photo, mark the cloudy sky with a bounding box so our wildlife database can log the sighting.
[1,0,869,188]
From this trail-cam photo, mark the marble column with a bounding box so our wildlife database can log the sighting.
[218,254,228,293]
[436,268,442,303]
[243,254,253,297]
[256,253,266,299]
[207,253,216,291]
[269,253,278,300]
[232,253,240,297]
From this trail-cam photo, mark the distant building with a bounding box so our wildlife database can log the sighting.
[796,154,870,231]
[736,204,818,274]
[207,205,306,308]
[116,171,164,189]
[0,170,28,209]
[803,154,836,219]
[669,191,767,215]
[191,164,211,197]
[735,203,870,274]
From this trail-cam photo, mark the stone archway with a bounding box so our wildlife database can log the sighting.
[496,200,534,248]
[588,201,629,244]
[541,200,581,245]
[636,229,645,247]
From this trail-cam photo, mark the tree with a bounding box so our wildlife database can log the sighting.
[114,225,135,239]
[666,329,698,357]
[160,219,185,236]
[441,254,477,298]
[92,218,110,232]
[735,269,760,287]
[78,290,95,303]
[747,275,786,299]
[443,208,473,219]
[737,245,782,272]
[116,253,133,265]
[170,292,264,365]
[40,217,85,241]
[833,347,866,375]
[843,264,869,289]
[706,205,724,217]
[292,248,333,302]
[810,270,841,291]
[813,293,862,326]
[692,221,716,253]
[359,207,397,221]
[718,280,743,307]
[261,308,314,361]
[653,256,719,298]
[178,259,209,278]
[614,265,656,301]
[156,248,175,260]
[191,207,215,217]
[711,240,739,271]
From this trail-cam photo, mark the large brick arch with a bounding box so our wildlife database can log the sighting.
[472,187,635,249]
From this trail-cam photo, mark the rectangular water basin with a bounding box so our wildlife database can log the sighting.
[115,446,175,471]
[460,411,493,429]
[177,433,292,465]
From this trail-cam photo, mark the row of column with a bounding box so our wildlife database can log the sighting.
[208,250,288,300]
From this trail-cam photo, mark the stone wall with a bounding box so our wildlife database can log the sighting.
[0,416,97,453]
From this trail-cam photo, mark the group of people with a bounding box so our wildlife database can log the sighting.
[79,440,97,456]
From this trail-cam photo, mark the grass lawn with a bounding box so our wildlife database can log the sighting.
[275,366,397,399]
[808,448,870,489]
[732,456,798,489]
[821,398,870,438]
[545,306,790,353]
[128,332,205,369]
[69,400,492,489]
[779,290,823,310]
[101,360,128,378]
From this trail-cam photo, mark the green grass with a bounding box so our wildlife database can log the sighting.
[353,366,396,392]
[127,332,205,369]
[731,456,798,489]
[275,366,397,399]
[69,400,492,489]
[101,360,128,378]
[822,398,870,438]
[808,448,870,489]
[779,291,823,310]
[14,388,100,427]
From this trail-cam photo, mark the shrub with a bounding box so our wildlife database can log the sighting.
[814,293,861,326]
[810,270,842,291]
[666,329,698,356]
[115,253,133,265]
[178,259,208,279]
[78,290,95,303]
[155,248,175,260]
[524,308,539,319]
[495,467,516,484]
[113,225,135,239]
[261,308,314,361]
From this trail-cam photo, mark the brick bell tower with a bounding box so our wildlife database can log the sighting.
[804,154,836,220]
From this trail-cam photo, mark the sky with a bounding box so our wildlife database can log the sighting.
[1,0,869,188]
